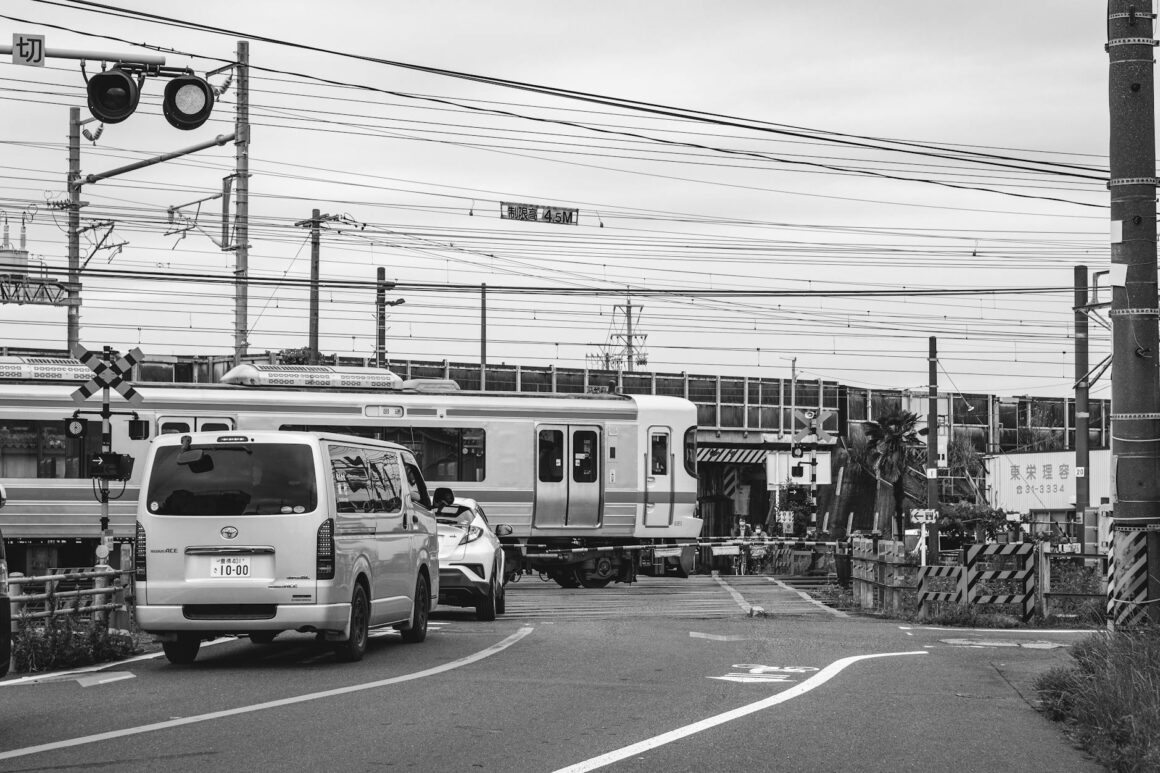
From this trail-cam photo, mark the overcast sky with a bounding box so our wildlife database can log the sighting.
[0,1,1117,398]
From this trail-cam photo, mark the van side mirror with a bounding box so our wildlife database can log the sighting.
[433,487,455,507]
[495,524,513,537]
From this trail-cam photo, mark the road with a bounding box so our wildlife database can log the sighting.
[0,574,1103,772]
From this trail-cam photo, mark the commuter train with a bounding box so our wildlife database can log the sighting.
[0,357,701,587]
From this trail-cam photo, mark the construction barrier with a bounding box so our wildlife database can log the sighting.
[918,543,1036,622]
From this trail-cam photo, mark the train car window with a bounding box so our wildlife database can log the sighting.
[572,430,598,483]
[538,430,564,482]
[650,433,669,475]
[683,426,697,477]
[0,419,99,479]
[280,424,484,484]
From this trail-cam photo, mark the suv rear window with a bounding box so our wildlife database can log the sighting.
[145,443,318,516]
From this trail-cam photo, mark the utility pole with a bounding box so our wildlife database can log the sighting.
[67,107,82,351]
[926,336,940,562]
[233,40,250,366]
[294,208,341,365]
[481,283,487,390]
[376,267,387,368]
[625,297,634,373]
[1074,266,1093,551]
[1107,1,1160,627]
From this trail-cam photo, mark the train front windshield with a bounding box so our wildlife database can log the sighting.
[145,443,318,516]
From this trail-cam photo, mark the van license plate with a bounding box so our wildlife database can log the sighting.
[210,556,251,578]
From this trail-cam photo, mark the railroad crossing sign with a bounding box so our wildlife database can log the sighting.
[70,345,144,405]
[792,409,833,443]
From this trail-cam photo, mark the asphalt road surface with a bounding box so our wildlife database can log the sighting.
[0,574,1103,772]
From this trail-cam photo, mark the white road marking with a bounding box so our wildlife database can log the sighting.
[689,632,747,642]
[764,577,849,617]
[0,637,235,687]
[75,672,136,688]
[0,626,535,762]
[553,650,927,773]
[899,625,1092,635]
[710,574,753,613]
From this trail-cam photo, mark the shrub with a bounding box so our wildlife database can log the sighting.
[13,610,144,674]
[1034,627,1160,772]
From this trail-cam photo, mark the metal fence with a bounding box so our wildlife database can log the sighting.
[7,566,132,630]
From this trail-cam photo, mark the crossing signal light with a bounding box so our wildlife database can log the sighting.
[163,74,215,130]
[86,66,141,124]
[84,66,215,129]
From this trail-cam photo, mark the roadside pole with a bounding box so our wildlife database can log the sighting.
[1107,0,1160,627]
[925,337,939,563]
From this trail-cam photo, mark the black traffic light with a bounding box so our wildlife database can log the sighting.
[86,66,141,124]
[163,74,215,130]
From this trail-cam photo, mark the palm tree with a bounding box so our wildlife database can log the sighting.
[863,410,921,540]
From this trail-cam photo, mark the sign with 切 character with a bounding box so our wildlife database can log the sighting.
[12,34,45,66]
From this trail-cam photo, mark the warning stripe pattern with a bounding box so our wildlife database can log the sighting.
[1108,528,1150,628]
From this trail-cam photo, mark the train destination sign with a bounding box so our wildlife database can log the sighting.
[500,201,579,225]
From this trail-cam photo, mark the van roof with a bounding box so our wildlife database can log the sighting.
[150,429,411,453]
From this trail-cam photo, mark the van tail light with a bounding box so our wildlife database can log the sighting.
[134,521,147,581]
[317,519,335,580]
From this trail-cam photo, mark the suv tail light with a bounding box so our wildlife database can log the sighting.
[316,519,335,580]
[134,521,147,581]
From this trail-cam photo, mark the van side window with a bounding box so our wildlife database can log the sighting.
[330,445,378,513]
[403,457,432,509]
[367,451,403,513]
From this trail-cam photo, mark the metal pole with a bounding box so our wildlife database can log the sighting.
[308,208,320,364]
[1074,265,1093,551]
[233,40,250,367]
[1107,1,1160,627]
[480,283,487,390]
[67,107,81,351]
[626,297,634,373]
[376,267,386,369]
[926,336,940,561]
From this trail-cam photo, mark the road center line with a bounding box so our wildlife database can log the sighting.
[0,626,535,762]
[553,650,927,773]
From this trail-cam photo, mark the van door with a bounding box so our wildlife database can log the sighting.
[533,425,602,528]
[644,427,673,526]
[328,444,408,623]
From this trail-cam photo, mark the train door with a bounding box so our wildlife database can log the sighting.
[644,427,673,526]
[534,425,602,528]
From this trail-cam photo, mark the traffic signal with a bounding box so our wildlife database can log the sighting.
[163,74,215,130]
[86,66,141,124]
[85,65,215,129]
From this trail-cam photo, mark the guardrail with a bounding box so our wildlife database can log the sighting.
[7,566,133,630]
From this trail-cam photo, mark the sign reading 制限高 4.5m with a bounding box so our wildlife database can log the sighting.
[500,201,579,225]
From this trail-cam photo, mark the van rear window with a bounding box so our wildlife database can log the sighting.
[145,443,318,516]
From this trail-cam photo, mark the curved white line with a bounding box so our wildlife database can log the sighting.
[554,650,927,773]
[0,626,535,762]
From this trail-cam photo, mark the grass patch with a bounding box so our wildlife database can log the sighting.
[1035,626,1160,773]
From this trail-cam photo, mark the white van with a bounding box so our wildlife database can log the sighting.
[134,430,443,664]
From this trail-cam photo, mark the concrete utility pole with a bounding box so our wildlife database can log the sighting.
[233,40,250,366]
[67,107,82,350]
[294,208,341,365]
[1107,1,1160,627]
[1074,266,1093,550]
[373,267,404,369]
[480,283,487,389]
[926,336,940,562]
